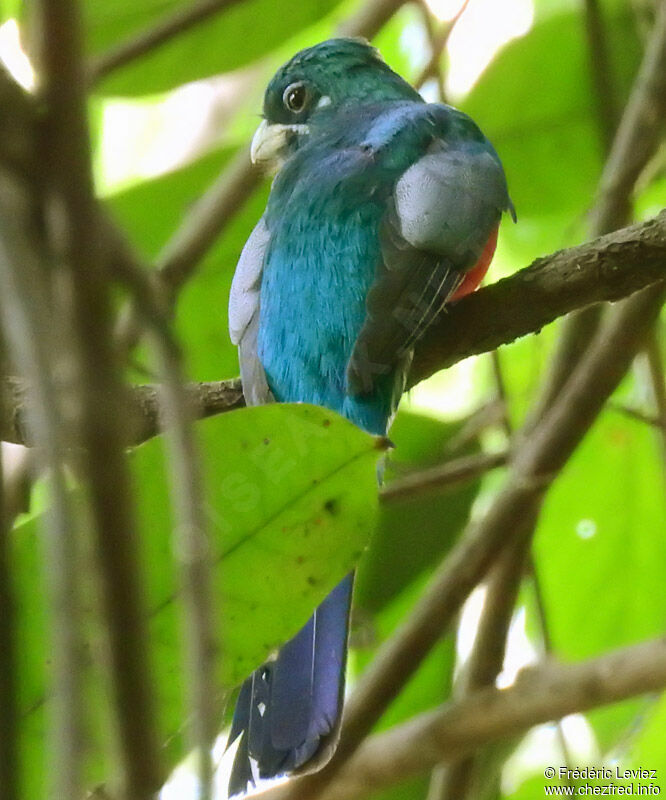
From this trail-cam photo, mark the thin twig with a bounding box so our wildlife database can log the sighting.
[413,0,470,93]
[645,329,666,468]
[0,338,17,800]
[315,635,666,800]
[88,0,245,86]
[429,536,529,800]
[380,450,507,503]
[35,0,162,794]
[337,0,408,39]
[583,0,619,153]
[151,332,217,800]
[0,176,83,800]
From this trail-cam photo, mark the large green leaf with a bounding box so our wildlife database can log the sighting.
[86,0,343,95]
[15,403,382,795]
[531,410,666,749]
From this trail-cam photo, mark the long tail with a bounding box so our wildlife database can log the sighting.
[227,573,354,796]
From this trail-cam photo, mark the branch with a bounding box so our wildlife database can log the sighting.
[3,212,665,448]
[527,0,666,422]
[408,210,666,386]
[380,450,507,503]
[429,533,528,800]
[88,0,244,86]
[583,0,619,153]
[35,0,162,794]
[315,635,666,800]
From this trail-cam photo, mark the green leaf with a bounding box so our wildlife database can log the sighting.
[461,9,641,254]
[86,0,343,96]
[355,410,482,613]
[531,410,666,749]
[15,403,382,794]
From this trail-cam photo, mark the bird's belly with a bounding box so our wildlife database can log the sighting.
[257,228,392,434]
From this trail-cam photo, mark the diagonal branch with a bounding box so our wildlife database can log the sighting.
[88,0,245,86]
[35,0,163,795]
[528,0,666,423]
[408,209,666,385]
[265,280,665,800]
[316,635,666,800]
[3,211,665,449]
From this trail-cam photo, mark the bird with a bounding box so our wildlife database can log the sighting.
[226,37,514,795]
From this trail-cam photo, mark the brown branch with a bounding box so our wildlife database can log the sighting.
[0,340,17,800]
[150,334,217,799]
[380,450,507,503]
[337,0,408,39]
[413,0,470,94]
[88,0,245,86]
[3,212,665,449]
[35,0,162,795]
[408,209,666,386]
[429,536,528,800]
[265,282,665,800]
[526,0,666,424]
[584,0,619,154]
[0,172,84,799]
[315,635,666,800]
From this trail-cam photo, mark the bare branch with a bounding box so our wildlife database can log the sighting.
[88,0,245,86]
[380,450,507,503]
[337,0,408,39]
[527,0,666,422]
[35,0,162,794]
[408,210,666,386]
[316,635,666,800]
[583,0,619,153]
[3,212,665,449]
[151,333,217,799]
[0,173,84,800]
[429,536,527,800]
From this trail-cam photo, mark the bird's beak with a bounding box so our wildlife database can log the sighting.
[250,119,308,170]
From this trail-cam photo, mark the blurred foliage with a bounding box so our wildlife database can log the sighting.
[5,0,666,797]
[14,404,382,795]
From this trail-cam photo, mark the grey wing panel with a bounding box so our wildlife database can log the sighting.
[346,213,462,397]
[228,216,274,406]
[347,143,512,398]
[394,143,512,263]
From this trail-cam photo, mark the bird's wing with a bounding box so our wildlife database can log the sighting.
[228,216,274,406]
[347,136,513,397]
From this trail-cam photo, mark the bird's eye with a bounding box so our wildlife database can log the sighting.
[283,82,308,113]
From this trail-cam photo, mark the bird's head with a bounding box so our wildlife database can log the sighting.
[251,38,421,170]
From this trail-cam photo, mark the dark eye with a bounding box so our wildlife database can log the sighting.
[283,82,307,113]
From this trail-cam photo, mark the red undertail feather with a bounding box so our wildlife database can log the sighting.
[450,225,499,302]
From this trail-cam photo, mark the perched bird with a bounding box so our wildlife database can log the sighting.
[227,37,514,795]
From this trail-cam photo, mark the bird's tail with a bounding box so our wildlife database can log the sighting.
[227,573,354,796]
